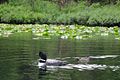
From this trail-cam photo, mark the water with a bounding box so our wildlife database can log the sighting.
[36,36,120,80]
[0,32,38,80]
[0,33,120,80]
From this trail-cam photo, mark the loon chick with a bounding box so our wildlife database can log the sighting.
[75,56,90,64]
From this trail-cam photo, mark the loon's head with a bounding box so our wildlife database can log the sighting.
[39,51,47,63]
[39,51,47,71]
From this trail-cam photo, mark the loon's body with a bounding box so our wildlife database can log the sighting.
[46,59,67,66]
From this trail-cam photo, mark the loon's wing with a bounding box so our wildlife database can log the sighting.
[46,59,67,66]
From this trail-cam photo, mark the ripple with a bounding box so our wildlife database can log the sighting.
[89,55,119,59]
[38,54,120,72]
[46,64,120,71]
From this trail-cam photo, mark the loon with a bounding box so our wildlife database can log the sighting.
[38,52,67,70]
[38,52,47,71]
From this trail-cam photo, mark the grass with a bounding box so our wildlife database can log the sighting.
[0,1,120,26]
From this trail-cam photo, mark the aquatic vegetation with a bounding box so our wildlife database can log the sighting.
[33,24,120,40]
[0,24,120,40]
[0,24,32,37]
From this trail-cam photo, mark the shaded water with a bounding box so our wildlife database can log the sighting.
[0,33,120,80]
[0,33,38,80]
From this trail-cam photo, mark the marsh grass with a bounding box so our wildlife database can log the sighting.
[0,1,120,26]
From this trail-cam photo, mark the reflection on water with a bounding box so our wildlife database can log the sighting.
[0,32,120,80]
[38,55,120,71]
[36,36,120,80]
[89,55,119,58]
[0,33,38,80]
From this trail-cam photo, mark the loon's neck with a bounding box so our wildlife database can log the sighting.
[39,59,46,63]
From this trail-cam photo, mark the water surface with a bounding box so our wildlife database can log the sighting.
[35,36,120,80]
[0,33,120,80]
[0,32,38,80]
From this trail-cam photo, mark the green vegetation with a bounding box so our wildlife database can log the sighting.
[0,0,120,26]
[0,24,120,40]
[0,24,32,37]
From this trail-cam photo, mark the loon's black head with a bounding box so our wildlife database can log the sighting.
[39,51,47,62]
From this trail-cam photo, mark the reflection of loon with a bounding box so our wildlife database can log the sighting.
[39,52,67,70]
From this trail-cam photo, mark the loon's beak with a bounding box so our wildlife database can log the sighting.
[39,59,46,62]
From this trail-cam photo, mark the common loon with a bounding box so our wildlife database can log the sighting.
[38,52,67,70]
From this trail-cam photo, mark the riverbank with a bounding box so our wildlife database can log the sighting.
[0,1,120,26]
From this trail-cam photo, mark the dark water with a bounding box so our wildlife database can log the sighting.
[0,33,120,80]
[0,33,38,80]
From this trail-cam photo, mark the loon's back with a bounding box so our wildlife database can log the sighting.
[46,59,67,66]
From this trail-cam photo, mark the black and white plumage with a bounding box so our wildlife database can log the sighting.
[39,51,47,62]
[38,52,67,70]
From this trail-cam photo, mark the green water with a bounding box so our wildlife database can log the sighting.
[0,33,120,80]
[36,36,120,80]
[0,32,38,80]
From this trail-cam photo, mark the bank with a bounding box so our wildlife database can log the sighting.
[0,1,120,27]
